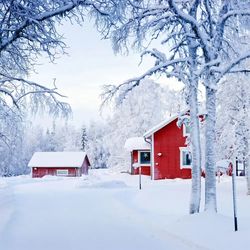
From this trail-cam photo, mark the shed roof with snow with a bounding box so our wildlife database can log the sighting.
[28,152,88,168]
[124,137,150,152]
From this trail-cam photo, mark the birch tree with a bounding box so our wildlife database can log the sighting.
[217,73,250,194]
[0,0,118,139]
[101,0,250,213]
[101,1,205,214]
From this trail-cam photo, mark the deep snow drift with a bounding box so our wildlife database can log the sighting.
[0,170,249,250]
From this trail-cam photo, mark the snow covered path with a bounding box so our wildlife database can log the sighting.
[1,171,250,250]
[0,175,194,250]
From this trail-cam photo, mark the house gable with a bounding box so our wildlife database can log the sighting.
[145,117,191,180]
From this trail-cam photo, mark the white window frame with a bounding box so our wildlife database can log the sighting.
[56,169,69,176]
[179,147,192,169]
[138,150,151,166]
[183,123,190,137]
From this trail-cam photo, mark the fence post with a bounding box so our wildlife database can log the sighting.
[232,162,238,231]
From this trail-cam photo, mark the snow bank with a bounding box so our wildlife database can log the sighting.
[91,180,128,189]
[0,180,14,235]
[0,171,250,250]
[170,212,250,250]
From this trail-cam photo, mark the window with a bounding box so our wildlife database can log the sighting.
[56,169,69,176]
[183,123,191,136]
[139,151,151,165]
[180,148,192,168]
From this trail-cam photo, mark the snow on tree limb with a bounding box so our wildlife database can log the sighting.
[99,0,250,213]
[101,56,188,107]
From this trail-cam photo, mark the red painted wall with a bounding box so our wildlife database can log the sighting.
[32,167,79,178]
[131,150,151,176]
[153,119,191,179]
[81,156,90,175]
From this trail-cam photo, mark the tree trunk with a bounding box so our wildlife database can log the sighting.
[205,86,217,212]
[243,107,250,195]
[189,86,202,214]
[245,153,250,195]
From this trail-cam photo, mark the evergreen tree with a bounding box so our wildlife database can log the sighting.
[81,126,88,151]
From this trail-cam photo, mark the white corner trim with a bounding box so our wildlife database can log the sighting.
[151,133,155,180]
[183,124,190,137]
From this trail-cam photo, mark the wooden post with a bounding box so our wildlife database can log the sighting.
[236,157,238,176]
[139,166,142,190]
[231,162,238,231]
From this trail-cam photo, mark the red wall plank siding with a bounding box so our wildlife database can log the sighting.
[153,118,191,179]
[133,166,151,175]
[81,157,90,175]
[32,167,78,178]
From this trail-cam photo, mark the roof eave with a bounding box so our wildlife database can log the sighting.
[143,115,179,138]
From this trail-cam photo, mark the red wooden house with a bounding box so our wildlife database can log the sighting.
[28,152,90,178]
[125,114,192,180]
[144,115,191,180]
[124,137,151,175]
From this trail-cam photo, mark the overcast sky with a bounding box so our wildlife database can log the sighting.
[30,20,180,127]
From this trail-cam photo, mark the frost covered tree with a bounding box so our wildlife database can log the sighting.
[101,1,204,213]
[86,121,110,169]
[0,0,119,175]
[58,123,82,151]
[81,126,88,151]
[43,129,59,152]
[24,121,82,154]
[0,109,27,176]
[103,79,183,170]
[100,0,250,213]
[217,72,250,194]
[0,0,120,142]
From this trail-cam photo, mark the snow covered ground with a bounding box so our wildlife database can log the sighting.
[0,170,249,250]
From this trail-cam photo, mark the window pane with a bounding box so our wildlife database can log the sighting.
[56,169,69,176]
[140,151,151,164]
[182,151,192,166]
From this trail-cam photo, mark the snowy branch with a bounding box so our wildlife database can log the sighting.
[212,52,250,79]
[101,56,188,107]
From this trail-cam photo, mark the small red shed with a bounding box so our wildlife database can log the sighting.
[143,114,191,180]
[28,152,90,178]
[124,137,151,176]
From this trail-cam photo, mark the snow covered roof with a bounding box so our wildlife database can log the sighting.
[28,152,87,168]
[124,137,150,151]
[143,114,179,138]
[143,108,194,138]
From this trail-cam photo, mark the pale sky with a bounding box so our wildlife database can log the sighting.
[30,20,180,126]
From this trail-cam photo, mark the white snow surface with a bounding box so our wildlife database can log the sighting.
[124,137,150,151]
[0,170,250,250]
[28,151,87,168]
